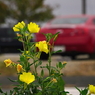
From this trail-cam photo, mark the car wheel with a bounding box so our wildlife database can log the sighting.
[71,55,76,60]
[0,47,2,54]
[89,53,95,59]
[89,44,95,59]
[40,52,49,60]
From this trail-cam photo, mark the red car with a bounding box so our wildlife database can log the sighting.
[35,15,95,59]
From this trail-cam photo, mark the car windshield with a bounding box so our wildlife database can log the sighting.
[51,17,88,24]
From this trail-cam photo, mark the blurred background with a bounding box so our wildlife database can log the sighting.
[0,0,95,94]
[45,0,95,16]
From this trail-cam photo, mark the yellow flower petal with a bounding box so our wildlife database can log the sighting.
[16,33,22,37]
[89,84,95,94]
[51,78,57,83]
[19,72,35,84]
[4,59,13,67]
[62,61,67,64]
[13,27,20,31]
[35,41,49,54]
[13,21,25,32]
[17,64,23,73]
[28,22,40,33]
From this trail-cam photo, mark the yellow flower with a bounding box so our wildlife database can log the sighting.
[16,33,22,37]
[35,41,49,54]
[26,51,29,54]
[19,72,35,84]
[22,51,31,59]
[28,22,40,33]
[51,78,57,83]
[25,51,31,59]
[4,59,13,67]
[17,64,23,73]
[13,21,25,32]
[89,84,95,94]
[62,61,67,64]
[16,33,23,41]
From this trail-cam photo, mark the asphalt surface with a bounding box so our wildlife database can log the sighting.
[0,76,95,87]
[0,76,94,95]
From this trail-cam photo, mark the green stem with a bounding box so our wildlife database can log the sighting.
[87,93,91,95]
[23,35,30,71]
[48,50,51,76]
[33,59,38,76]
[48,40,54,76]
[45,80,52,89]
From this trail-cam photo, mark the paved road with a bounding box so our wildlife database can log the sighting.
[0,75,92,95]
[0,76,95,87]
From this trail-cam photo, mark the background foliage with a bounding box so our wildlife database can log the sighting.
[0,1,10,23]
[0,0,54,24]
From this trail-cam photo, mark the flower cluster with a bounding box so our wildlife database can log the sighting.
[1,21,94,95]
[4,21,49,85]
[2,21,67,95]
[13,21,40,33]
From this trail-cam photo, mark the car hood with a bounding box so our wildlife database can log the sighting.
[45,23,86,29]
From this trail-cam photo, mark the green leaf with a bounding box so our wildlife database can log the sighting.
[8,78,18,82]
[42,33,52,42]
[35,61,42,68]
[26,59,39,68]
[20,55,25,61]
[50,66,59,73]
[23,25,27,32]
[81,88,88,95]
[0,88,3,93]
[58,62,63,69]
[75,86,81,93]
[41,69,44,77]
[62,62,67,68]
[42,77,51,83]
[60,91,69,95]
[76,87,88,95]
[56,62,67,70]
[40,66,47,68]
[57,76,65,91]
[51,50,62,54]
[52,32,60,41]
[36,92,42,95]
